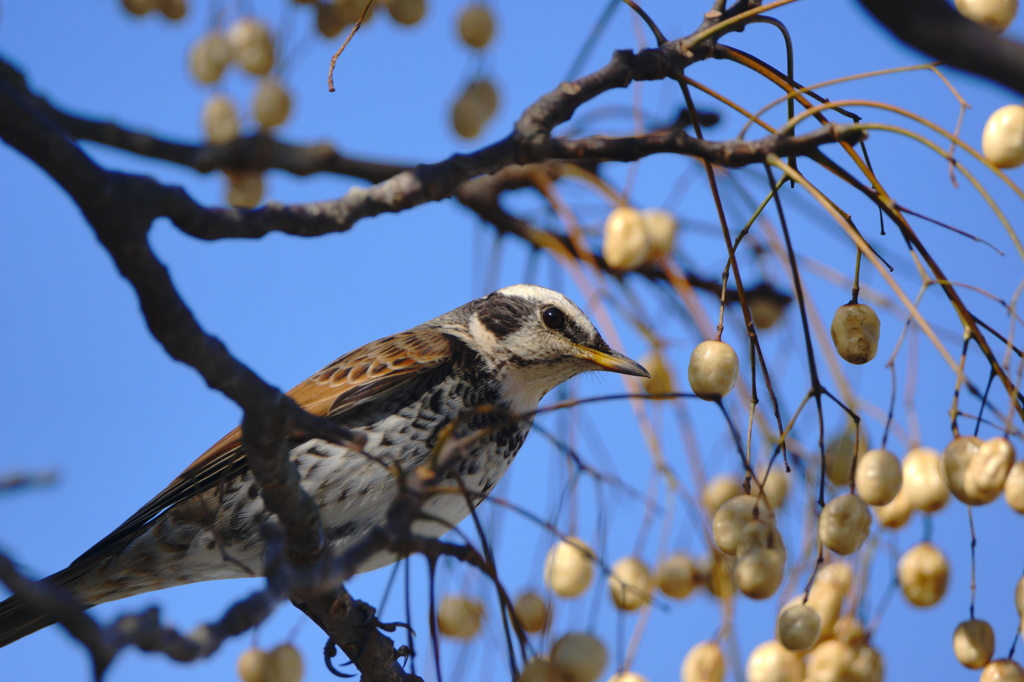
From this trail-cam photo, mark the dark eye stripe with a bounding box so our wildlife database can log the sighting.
[477,294,533,338]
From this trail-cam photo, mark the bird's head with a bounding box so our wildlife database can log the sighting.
[457,284,649,411]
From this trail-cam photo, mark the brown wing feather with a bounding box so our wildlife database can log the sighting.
[288,328,453,419]
[70,327,454,566]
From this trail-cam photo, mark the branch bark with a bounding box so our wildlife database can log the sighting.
[0,3,861,677]
[858,0,1024,96]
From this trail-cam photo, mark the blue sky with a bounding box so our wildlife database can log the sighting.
[1,1,1023,680]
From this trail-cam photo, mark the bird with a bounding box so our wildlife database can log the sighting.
[0,284,648,646]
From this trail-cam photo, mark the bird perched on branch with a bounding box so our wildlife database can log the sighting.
[0,284,648,646]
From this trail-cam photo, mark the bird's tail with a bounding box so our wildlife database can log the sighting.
[0,562,97,648]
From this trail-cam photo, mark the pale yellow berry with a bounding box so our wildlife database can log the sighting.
[656,554,697,599]
[983,104,1024,168]
[854,448,902,506]
[807,583,845,641]
[640,209,677,261]
[329,0,371,24]
[701,474,742,516]
[940,435,983,504]
[122,0,158,15]
[965,437,1015,504]
[953,619,995,669]
[264,644,303,682]
[833,616,866,647]
[237,645,302,682]
[819,494,872,556]
[824,430,867,485]
[874,484,914,528]
[1005,461,1024,513]
[711,495,774,555]
[237,647,269,682]
[317,3,347,37]
[516,658,554,682]
[903,446,950,512]
[437,595,483,638]
[203,94,240,145]
[227,172,263,208]
[747,288,788,329]
[687,340,739,400]
[551,633,607,682]
[850,646,884,682]
[830,303,880,364]
[158,0,186,20]
[451,79,498,138]
[513,592,549,633]
[188,31,231,84]
[805,640,856,682]
[253,77,291,128]
[981,659,1024,682]
[228,15,266,44]
[736,518,786,560]
[388,0,426,24]
[955,0,1018,31]
[745,640,803,682]
[544,536,594,597]
[608,556,652,611]
[939,435,1012,506]
[469,79,497,116]
[1016,575,1024,618]
[459,4,493,48]
[607,672,649,682]
[784,579,844,644]
[752,466,789,509]
[776,603,821,652]
[681,641,724,682]
[898,542,948,607]
[735,547,784,599]
[602,207,650,271]
[228,17,274,75]
[641,353,673,396]
[817,561,854,595]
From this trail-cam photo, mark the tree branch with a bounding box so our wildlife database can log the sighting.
[858,0,1024,96]
[0,554,114,677]
[0,5,858,676]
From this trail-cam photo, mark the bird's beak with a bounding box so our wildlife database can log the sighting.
[574,345,650,378]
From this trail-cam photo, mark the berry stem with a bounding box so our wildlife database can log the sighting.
[851,249,862,304]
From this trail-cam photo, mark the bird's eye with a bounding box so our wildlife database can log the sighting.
[542,306,566,331]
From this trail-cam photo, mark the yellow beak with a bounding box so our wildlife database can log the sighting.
[574,345,650,378]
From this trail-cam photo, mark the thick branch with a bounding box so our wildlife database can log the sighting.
[0,7,852,675]
[0,66,778,300]
[0,59,350,567]
[0,59,405,181]
[291,595,418,682]
[547,123,865,165]
[858,0,1024,96]
[1,531,283,674]
[0,554,113,676]
[0,62,450,680]
[1,9,849,245]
